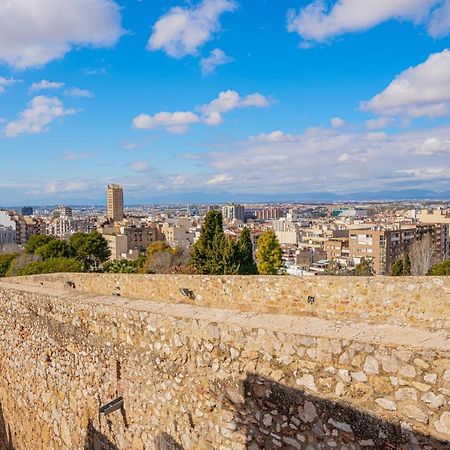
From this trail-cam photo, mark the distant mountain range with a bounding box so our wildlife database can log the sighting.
[2,189,450,208]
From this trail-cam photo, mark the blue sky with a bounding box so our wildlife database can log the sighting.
[0,0,450,205]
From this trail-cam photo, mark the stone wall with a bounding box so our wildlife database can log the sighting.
[11,273,450,329]
[0,275,449,449]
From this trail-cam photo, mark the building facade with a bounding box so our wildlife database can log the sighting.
[222,204,245,222]
[107,184,124,222]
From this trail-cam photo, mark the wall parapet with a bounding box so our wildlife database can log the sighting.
[10,273,450,329]
[0,275,449,449]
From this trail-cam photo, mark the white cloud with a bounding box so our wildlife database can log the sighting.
[130,160,151,172]
[132,111,200,134]
[251,131,298,143]
[30,80,65,92]
[191,124,450,193]
[416,137,450,155]
[362,49,450,119]
[0,0,124,69]
[365,117,390,130]
[330,116,345,128]
[206,173,234,185]
[200,90,270,125]
[148,0,237,58]
[287,0,447,45]
[200,48,233,75]
[132,90,270,132]
[4,96,76,137]
[0,76,20,94]
[65,88,94,98]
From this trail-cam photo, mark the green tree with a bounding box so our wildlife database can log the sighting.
[104,259,140,273]
[353,257,375,276]
[222,237,241,275]
[391,254,411,276]
[18,257,83,276]
[236,227,258,274]
[325,259,351,276]
[256,230,282,275]
[35,239,74,260]
[25,235,56,254]
[0,254,16,277]
[190,211,226,274]
[428,259,450,275]
[70,231,111,271]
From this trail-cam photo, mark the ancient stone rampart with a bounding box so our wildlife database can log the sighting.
[0,274,449,449]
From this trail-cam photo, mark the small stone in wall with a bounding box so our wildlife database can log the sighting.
[421,392,445,408]
[398,365,416,378]
[434,412,450,436]
[423,373,437,384]
[395,388,417,401]
[296,374,317,392]
[402,405,428,424]
[303,401,317,423]
[375,398,397,411]
[363,356,379,375]
[351,371,368,382]
[381,356,399,373]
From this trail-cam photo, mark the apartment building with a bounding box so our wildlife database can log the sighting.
[349,224,448,275]
[325,238,350,260]
[107,184,124,222]
[222,204,245,222]
[255,208,283,220]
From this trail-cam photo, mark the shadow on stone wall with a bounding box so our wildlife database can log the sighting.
[0,402,13,450]
[153,432,184,449]
[84,420,119,450]
[231,373,450,450]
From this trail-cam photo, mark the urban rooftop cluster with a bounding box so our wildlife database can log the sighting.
[1,185,449,277]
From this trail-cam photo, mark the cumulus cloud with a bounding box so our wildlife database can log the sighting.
[287,0,448,45]
[30,80,65,92]
[0,0,124,69]
[148,0,237,58]
[191,124,450,193]
[65,88,94,98]
[132,90,270,132]
[361,49,450,119]
[200,48,233,75]
[416,137,450,155]
[4,96,76,137]
[132,111,200,134]
[330,116,345,128]
[251,130,298,143]
[0,76,20,94]
[200,90,270,125]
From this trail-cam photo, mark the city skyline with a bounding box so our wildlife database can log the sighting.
[1,0,450,205]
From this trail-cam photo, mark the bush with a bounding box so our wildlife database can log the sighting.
[17,257,83,276]
[0,254,16,277]
[104,259,140,274]
[428,259,450,276]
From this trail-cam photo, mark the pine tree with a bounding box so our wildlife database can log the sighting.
[222,237,241,274]
[256,230,282,275]
[237,227,258,274]
[391,254,411,276]
[190,211,226,274]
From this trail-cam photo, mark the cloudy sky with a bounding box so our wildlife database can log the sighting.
[1,0,450,204]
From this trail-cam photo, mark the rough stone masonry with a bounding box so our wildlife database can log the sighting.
[0,274,449,449]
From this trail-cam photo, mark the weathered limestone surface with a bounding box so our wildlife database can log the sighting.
[0,275,449,450]
[12,273,450,330]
